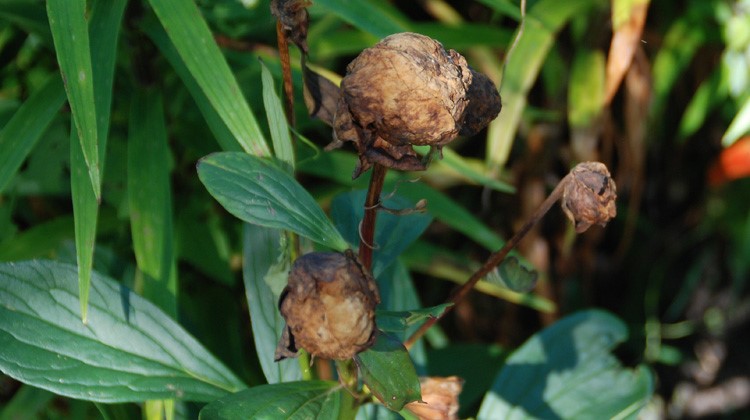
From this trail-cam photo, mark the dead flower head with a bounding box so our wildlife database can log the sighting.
[275,250,380,361]
[405,376,464,420]
[561,162,617,233]
[328,32,502,178]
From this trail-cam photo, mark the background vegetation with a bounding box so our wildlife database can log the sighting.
[0,0,749,418]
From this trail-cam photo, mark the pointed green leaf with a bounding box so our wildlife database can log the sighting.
[0,260,246,402]
[260,60,294,171]
[376,304,453,335]
[478,310,654,419]
[354,331,421,412]
[70,127,97,323]
[312,0,410,38]
[128,90,177,318]
[486,256,538,293]
[242,224,301,384]
[723,96,750,147]
[197,152,347,251]
[146,0,269,156]
[0,75,66,194]
[47,0,100,199]
[199,381,346,419]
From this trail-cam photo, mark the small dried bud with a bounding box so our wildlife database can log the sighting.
[405,376,464,420]
[329,32,501,178]
[275,250,380,361]
[561,162,617,233]
[270,0,311,53]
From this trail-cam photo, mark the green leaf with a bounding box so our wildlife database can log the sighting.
[0,0,52,43]
[0,75,66,194]
[242,224,301,384]
[128,90,177,317]
[47,0,100,199]
[0,385,55,420]
[478,310,654,419]
[568,49,605,128]
[311,0,410,38]
[70,127,97,323]
[376,304,453,335]
[354,331,421,412]
[331,190,432,277]
[486,0,607,168]
[0,260,246,402]
[260,60,294,171]
[487,256,539,293]
[146,0,269,156]
[199,381,346,419]
[723,96,750,147]
[197,152,348,251]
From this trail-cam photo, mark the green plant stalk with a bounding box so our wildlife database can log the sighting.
[404,173,571,349]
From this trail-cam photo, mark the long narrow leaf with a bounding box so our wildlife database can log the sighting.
[486,0,606,169]
[0,260,246,402]
[242,224,301,383]
[260,60,295,171]
[0,75,66,194]
[47,0,100,199]
[128,90,178,318]
[146,0,270,156]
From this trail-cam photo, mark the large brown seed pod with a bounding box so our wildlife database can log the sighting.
[275,250,380,361]
[328,32,502,178]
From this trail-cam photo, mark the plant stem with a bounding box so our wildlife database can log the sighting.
[359,164,387,270]
[404,174,571,349]
[276,21,296,128]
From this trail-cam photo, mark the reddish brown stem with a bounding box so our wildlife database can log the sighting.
[404,174,572,349]
[359,164,387,270]
[276,21,296,128]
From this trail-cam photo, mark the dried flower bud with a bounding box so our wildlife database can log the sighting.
[561,162,617,233]
[329,32,501,178]
[405,376,464,420]
[270,0,311,53]
[275,250,380,361]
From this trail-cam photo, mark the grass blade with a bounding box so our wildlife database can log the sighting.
[146,0,270,156]
[0,75,66,194]
[128,90,178,318]
[260,60,295,171]
[47,0,100,199]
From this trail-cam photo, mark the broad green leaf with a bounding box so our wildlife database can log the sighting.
[486,0,607,169]
[47,0,100,199]
[70,127,97,323]
[311,0,410,38]
[199,381,347,419]
[197,152,348,251]
[354,331,421,412]
[147,0,270,156]
[140,16,240,153]
[242,224,301,384]
[0,260,246,402]
[331,190,432,277]
[128,90,177,318]
[0,75,66,194]
[478,310,654,419]
[376,304,453,335]
[260,60,294,171]
[723,96,750,147]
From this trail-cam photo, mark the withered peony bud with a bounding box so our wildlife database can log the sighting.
[329,32,501,178]
[275,250,380,361]
[405,376,464,420]
[270,0,311,53]
[561,162,617,233]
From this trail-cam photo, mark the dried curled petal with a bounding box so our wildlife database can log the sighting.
[561,162,617,233]
[405,376,464,420]
[329,32,501,178]
[275,250,380,361]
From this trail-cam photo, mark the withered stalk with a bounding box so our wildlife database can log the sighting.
[275,21,296,128]
[358,164,387,270]
[404,174,572,349]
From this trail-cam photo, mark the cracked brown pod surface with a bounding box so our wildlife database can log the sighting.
[328,32,502,178]
[275,250,380,361]
[561,162,618,233]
